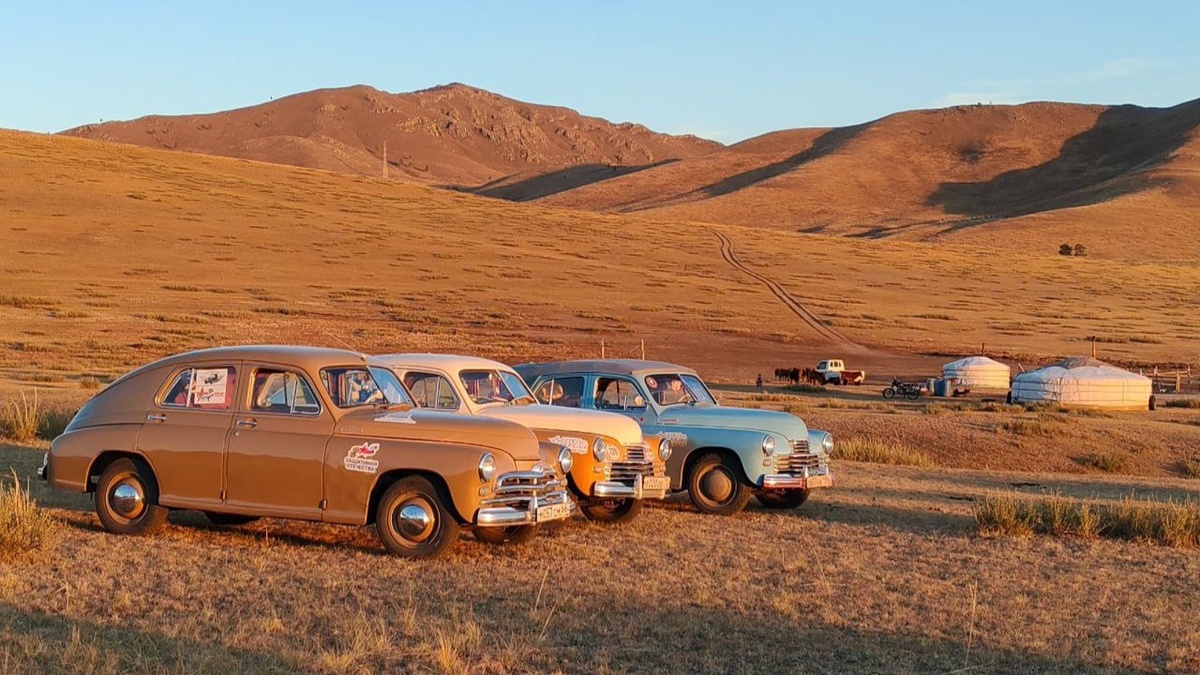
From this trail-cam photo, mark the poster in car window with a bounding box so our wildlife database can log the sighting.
[192,369,229,406]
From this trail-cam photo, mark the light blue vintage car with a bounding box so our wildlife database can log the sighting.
[515,359,833,515]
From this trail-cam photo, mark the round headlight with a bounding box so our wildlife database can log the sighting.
[558,447,574,474]
[477,453,496,482]
[592,437,607,461]
[821,433,835,454]
[761,435,776,456]
[658,437,673,461]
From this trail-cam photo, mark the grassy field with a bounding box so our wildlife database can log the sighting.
[2,130,1198,396]
[3,441,1199,674]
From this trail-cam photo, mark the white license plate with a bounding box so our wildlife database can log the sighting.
[806,474,833,488]
[641,476,671,493]
[536,502,571,522]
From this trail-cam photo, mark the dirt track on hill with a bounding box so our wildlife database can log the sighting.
[711,227,867,353]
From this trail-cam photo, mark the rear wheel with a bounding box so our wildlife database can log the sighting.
[375,477,459,558]
[686,454,751,516]
[580,497,643,524]
[755,489,810,509]
[94,458,169,535]
[473,525,537,545]
[905,389,920,400]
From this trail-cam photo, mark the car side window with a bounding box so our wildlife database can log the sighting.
[403,372,460,410]
[595,377,646,411]
[250,369,321,416]
[160,367,237,411]
[535,377,584,408]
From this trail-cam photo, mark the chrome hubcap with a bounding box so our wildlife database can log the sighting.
[110,481,145,518]
[700,468,734,502]
[395,501,435,542]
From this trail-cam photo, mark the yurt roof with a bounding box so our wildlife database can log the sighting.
[1016,356,1149,382]
[943,355,1008,369]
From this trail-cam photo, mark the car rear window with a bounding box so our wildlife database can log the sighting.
[160,367,237,411]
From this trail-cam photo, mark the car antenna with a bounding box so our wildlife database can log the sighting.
[322,331,369,363]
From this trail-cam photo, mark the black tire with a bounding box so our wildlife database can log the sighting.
[94,457,169,535]
[882,387,896,399]
[473,524,538,545]
[755,489,810,509]
[204,512,259,526]
[1149,395,1156,411]
[686,453,751,516]
[905,389,920,400]
[580,497,643,524]
[375,477,460,558]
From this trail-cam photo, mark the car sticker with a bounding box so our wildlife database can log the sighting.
[660,418,678,425]
[344,442,381,474]
[375,412,417,424]
[191,368,228,405]
[547,435,588,454]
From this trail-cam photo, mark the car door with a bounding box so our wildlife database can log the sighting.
[224,365,331,518]
[137,364,239,508]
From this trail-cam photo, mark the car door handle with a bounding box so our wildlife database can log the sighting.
[235,419,258,428]
[146,413,166,422]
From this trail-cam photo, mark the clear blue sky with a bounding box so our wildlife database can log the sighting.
[2,0,1198,143]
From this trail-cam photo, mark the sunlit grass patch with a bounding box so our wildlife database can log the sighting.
[0,471,61,563]
[976,492,1200,548]
[832,438,933,468]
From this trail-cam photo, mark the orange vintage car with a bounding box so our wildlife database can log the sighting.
[40,346,575,558]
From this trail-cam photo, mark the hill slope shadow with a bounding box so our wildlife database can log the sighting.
[699,122,871,199]
[928,99,1200,225]
[464,161,677,201]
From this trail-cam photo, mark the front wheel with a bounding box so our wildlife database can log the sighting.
[473,525,537,545]
[882,387,896,399]
[755,489,810,509]
[376,477,460,558]
[94,458,169,535]
[686,454,751,516]
[580,497,643,524]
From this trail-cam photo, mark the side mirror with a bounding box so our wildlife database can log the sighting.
[634,395,645,407]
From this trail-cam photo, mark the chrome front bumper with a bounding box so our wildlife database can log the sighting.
[475,470,574,527]
[760,471,833,490]
[592,474,670,499]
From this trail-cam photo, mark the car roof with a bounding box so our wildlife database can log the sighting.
[116,345,369,383]
[514,359,698,379]
[374,353,511,373]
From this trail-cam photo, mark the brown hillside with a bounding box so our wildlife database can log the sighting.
[541,99,1200,261]
[61,83,721,188]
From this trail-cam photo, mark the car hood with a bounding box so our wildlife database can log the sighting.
[335,407,542,462]
[478,404,645,447]
[656,405,809,440]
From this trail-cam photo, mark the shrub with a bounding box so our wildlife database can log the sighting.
[975,492,1200,547]
[38,405,74,440]
[1,391,40,443]
[832,438,934,468]
[1081,451,1133,474]
[0,472,61,562]
[1073,243,1087,257]
[1163,398,1200,409]
[1059,243,1073,256]
[995,418,1065,437]
[1183,456,1200,479]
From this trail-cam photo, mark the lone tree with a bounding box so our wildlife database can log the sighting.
[1059,243,1074,256]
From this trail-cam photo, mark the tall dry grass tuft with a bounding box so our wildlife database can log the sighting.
[0,471,61,562]
[975,492,1200,548]
[1,390,40,443]
[38,404,74,441]
[1081,451,1133,474]
[833,438,934,468]
[1183,456,1200,479]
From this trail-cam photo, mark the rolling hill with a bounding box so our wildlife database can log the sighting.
[61,83,720,188]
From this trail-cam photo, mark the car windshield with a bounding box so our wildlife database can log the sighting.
[644,373,717,406]
[321,366,414,408]
[459,369,536,405]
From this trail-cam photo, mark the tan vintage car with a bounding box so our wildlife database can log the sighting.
[40,346,575,558]
[374,354,672,524]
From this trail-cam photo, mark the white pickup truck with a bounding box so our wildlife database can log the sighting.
[815,359,866,385]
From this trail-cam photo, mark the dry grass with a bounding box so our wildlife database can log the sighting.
[977,491,1200,548]
[1,391,40,443]
[0,471,60,563]
[1080,451,1134,474]
[1164,398,1200,409]
[832,438,933,468]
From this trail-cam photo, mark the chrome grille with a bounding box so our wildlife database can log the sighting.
[482,470,570,508]
[778,439,827,475]
[610,443,654,482]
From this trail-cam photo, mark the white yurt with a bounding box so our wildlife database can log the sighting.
[942,356,1011,390]
[1009,356,1153,410]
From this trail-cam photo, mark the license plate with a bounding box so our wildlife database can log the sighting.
[806,474,833,488]
[641,476,671,493]
[536,502,571,522]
